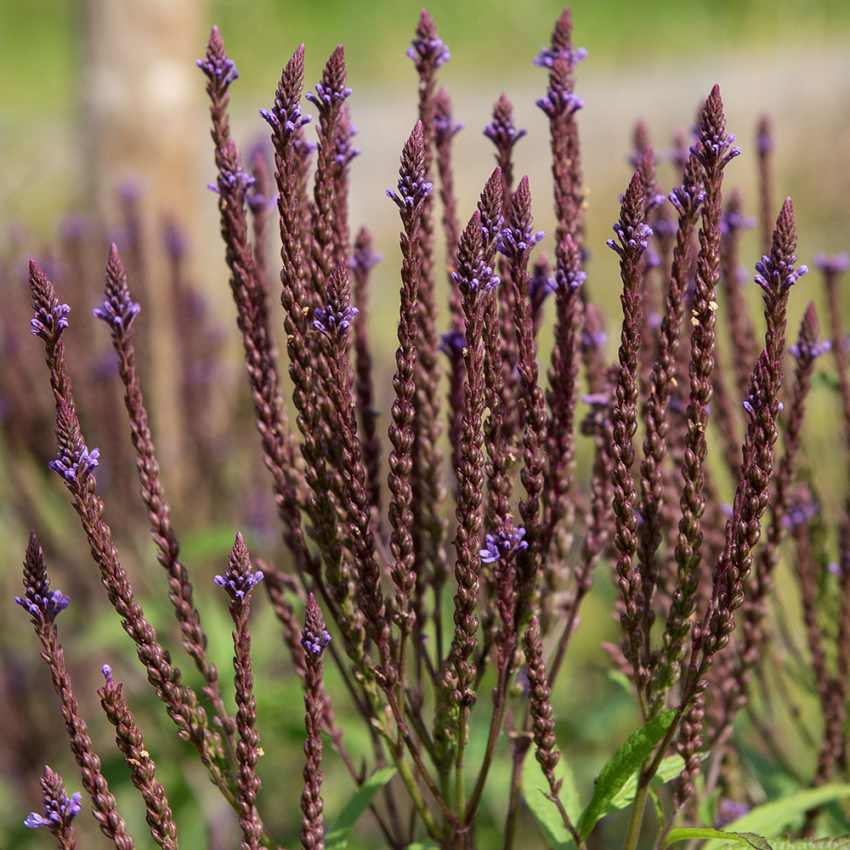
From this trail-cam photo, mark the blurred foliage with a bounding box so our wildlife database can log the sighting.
[3,0,850,110]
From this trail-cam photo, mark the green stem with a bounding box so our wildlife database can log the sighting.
[622,761,652,850]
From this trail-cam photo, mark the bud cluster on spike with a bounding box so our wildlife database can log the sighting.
[24,767,82,831]
[301,594,330,657]
[334,115,361,169]
[536,76,584,119]
[313,264,358,337]
[533,43,588,69]
[754,200,808,296]
[451,212,499,297]
[691,85,741,169]
[49,402,100,485]
[407,10,450,71]
[480,524,528,564]
[553,235,586,294]
[260,44,312,139]
[305,46,352,112]
[484,94,527,151]
[607,175,652,260]
[196,26,239,90]
[214,533,263,601]
[93,245,141,330]
[29,263,71,344]
[499,177,545,264]
[387,122,433,212]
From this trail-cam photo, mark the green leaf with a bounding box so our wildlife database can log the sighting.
[577,710,676,841]
[522,756,581,849]
[649,788,665,831]
[325,767,397,850]
[607,755,687,814]
[768,839,850,850]
[606,669,636,697]
[404,842,441,850]
[702,785,850,848]
[665,827,771,849]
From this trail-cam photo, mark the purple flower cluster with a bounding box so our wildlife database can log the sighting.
[15,587,70,624]
[532,44,588,70]
[260,99,312,139]
[480,525,528,564]
[31,301,70,342]
[93,294,141,330]
[553,262,586,294]
[49,443,100,484]
[536,89,584,120]
[754,253,808,295]
[196,30,239,89]
[607,219,653,260]
[790,337,831,362]
[450,258,499,296]
[214,568,264,601]
[313,302,358,337]
[499,225,545,264]
[814,252,850,275]
[387,173,433,212]
[301,626,331,655]
[306,80,352,111]
[407,28,450,71]
[24,788,82,831]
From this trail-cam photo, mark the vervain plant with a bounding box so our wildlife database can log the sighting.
[9,7,850,850]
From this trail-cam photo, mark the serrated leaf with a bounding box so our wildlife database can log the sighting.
[703,785,850,849]
[522,756,580,849]
[769,839,850,850]
[607,755,687,814]
[325,766,397,850]
[665,827,771,849]
[577,710,676,841]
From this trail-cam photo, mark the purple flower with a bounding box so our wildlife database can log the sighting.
[552,264,585,294]
[301,593,331,656]
[450,262,499,296]
[49,444,100,484]
[30,301,70,341]
[480,525,528,564]
[301,627,331,655]
[581,392,609,407]
[499,228,545,262]
[533,44,588,69]
[313,302,358,337]
[439,330,467,358]
[814,252,850,275]
[15,588,70,623]
[207,169,255,195]
[721,207,756,236]
[24,790,82,830]
[607,220,653,259]
[715,799,750,828]
[536,90,584,119]
[386,175,433,211]
[782,500,819,529]
[306,80,352,110]
[196,28,239,89]
[790,338,831,361]
[407,11,451,71]
[754,254,808,295]
[214,569,263,601]
[93,296,141,329]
